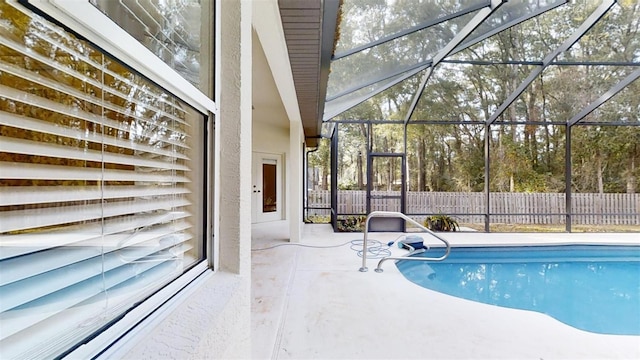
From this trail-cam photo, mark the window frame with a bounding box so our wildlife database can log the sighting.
[23,0,217,115]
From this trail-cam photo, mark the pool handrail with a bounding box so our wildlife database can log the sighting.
[359,211,451,273]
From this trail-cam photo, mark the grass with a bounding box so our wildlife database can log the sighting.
[304,215,330,223]
[465,223,640,233]
[306,215,639,233]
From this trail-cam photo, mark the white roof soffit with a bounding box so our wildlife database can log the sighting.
[278,0,340,146]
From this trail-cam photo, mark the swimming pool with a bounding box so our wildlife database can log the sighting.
[396,245,640,335]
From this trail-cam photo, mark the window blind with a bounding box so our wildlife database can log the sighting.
[0,2,205,359]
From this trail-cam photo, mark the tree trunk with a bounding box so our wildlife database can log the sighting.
[321,165,329,190]
[544,124,551,171]
[627,157,636,194]
[417,138,426,191]
[387,157,392,192]
[597,155,604,194]
[357,151,363,189]
[526,86,538,168]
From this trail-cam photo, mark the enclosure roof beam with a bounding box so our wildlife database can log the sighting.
[568,67,640,126]
[404,0,506,124]
[442,59,640,67]
[332,2,489,61]
[486,0,616,125]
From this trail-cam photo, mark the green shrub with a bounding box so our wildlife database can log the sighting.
[336,215,367,232]
[424,214,459,232]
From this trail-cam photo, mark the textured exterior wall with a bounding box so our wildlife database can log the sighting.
[218,0,253,277]
[253,121,289,155]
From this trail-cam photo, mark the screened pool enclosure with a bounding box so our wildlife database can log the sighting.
[305,0,640,232]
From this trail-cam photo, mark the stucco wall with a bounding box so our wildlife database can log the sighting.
[253,121,290,155]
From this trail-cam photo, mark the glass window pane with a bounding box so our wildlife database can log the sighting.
[0,1,206,358]
[263,163,277,213]
[91,0,212,94]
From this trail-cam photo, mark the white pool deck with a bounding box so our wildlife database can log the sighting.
[251,221,640,359]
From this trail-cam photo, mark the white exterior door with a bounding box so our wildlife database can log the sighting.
[252,153,283,223]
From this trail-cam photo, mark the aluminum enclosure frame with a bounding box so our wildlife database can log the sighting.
[314,0,640,233]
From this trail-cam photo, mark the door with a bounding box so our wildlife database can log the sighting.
[252,153,283,223]
[367,153,405,231]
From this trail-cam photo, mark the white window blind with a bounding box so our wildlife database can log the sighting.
[0,2,206,359]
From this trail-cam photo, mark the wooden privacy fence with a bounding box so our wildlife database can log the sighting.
[306,190,640,225]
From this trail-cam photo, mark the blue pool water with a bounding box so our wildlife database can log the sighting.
[396,245,640,335]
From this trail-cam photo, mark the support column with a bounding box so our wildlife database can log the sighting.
[484,123,490,232]
[214,1,252,357]
[218,0,252,275]
[331,126,339,230]
[289,121,303,242]
[565,125,572,232]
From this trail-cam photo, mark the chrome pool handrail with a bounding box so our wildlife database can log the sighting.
[358,211,451,273]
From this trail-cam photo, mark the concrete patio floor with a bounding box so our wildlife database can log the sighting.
[251,221,640,359]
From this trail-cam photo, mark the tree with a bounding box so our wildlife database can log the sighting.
[320,0,638,199]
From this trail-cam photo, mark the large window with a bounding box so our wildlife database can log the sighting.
[0,1,207,358]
